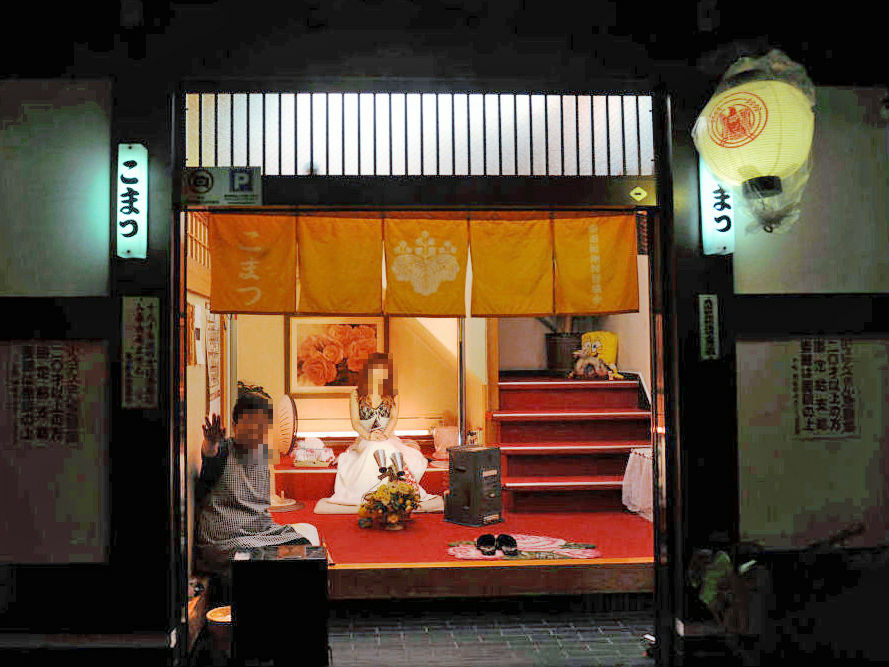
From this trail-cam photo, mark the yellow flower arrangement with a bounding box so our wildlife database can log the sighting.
[358,479,421,529]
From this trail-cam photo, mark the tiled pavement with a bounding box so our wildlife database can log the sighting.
[327,606,655,667]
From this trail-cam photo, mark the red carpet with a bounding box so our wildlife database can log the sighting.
[272,507,652,565]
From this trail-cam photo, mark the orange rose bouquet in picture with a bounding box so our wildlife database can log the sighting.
[296,324,378,388]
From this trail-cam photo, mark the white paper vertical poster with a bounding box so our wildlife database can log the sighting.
[205,306,222,416]
[194,301,206,365]
[122,296,159,409]
[790,338,859,439]
[0,341,108,563]
[698,294,720,360]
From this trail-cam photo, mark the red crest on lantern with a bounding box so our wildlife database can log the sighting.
[708,91,769,149]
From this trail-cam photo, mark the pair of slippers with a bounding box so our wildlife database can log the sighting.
[475,533,518,556]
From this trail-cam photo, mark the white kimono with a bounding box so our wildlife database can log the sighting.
[318,393,441,511]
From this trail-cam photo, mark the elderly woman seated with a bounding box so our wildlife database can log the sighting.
[195,391,319,605]
[315,353,442,513]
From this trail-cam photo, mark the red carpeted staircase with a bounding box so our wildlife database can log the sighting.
[491,375,651,513]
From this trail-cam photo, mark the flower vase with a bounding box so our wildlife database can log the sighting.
[382,511,411,530]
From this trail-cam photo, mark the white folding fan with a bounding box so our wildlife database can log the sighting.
[271,394,303,511]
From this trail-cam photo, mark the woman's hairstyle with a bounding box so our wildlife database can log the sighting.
[356,352,394,397]
[232,391,273,424]
[237,381,270,400]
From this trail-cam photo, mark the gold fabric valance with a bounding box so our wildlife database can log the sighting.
[553,212,639,315]
[384,212,468,317]
[208,214,296,314]
[296,213,383,315]
[207,211,639,316]
[469,212,554,316]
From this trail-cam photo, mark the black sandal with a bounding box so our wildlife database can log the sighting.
[475,534,497,556]
[496,534,519,556]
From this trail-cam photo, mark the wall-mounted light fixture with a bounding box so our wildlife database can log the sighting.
[116,143,148,258]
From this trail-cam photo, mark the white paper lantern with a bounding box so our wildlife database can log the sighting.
[693,79,814,191]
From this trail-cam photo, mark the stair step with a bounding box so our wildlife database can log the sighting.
[498,417,651,444]
[498,379,640,410]
[491,408,650,422]
[498,379,638,390]
[498,442,647,455]
[502,475,625,492]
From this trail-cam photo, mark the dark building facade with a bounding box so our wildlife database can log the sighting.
[1,2,887,664]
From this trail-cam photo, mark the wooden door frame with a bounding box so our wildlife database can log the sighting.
[485,317,500,444]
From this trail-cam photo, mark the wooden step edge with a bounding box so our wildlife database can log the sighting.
[490,409,651,421]
[274,465,450,473]
[502,476,624,491]
[497,443,647,455]
[498,380,638,390]
[497,440,649,447]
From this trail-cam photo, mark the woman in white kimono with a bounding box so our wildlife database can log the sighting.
[317,353,442,512]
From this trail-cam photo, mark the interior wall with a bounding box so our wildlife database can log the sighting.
[236,316,486,439]
[236,315,285,451]
[498,318,550,370]
[464,316,488,439]
[184,292,209,579]
[598,256,652,393]
[388,318,458,430]
[497,256,652,396]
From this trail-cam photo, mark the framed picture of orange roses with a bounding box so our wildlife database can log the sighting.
[289,317,386,394]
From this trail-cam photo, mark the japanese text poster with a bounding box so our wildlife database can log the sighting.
[205,306,222,417]
[0,341,108,562]
[791,338,859,439]
[122,296,159,409]
[738,338,888,548]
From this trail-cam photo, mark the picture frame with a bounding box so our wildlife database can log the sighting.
[288,317,386,395]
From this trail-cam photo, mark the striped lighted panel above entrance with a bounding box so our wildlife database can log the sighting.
[184,92,655,177]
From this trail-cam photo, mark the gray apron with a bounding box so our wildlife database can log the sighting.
[196,439,301,572]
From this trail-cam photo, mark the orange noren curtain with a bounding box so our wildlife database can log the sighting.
[469,212,554,316]
[297,213,382,315]
[553,212,639,314]
[205,210,638,317]
[384,212,468,316]
[208,214,296,313]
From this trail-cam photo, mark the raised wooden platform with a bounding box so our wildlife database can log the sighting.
[328,557,653,600]
[270,507,653,600]
[268,374,654,601]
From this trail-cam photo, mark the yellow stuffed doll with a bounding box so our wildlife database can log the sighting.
[568,331,624,380]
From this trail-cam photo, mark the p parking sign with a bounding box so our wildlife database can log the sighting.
[230,168,254,192]
[182,167,262,206]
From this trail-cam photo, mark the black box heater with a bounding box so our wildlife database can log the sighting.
[231,544,329,666]
[444,445,503,527]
